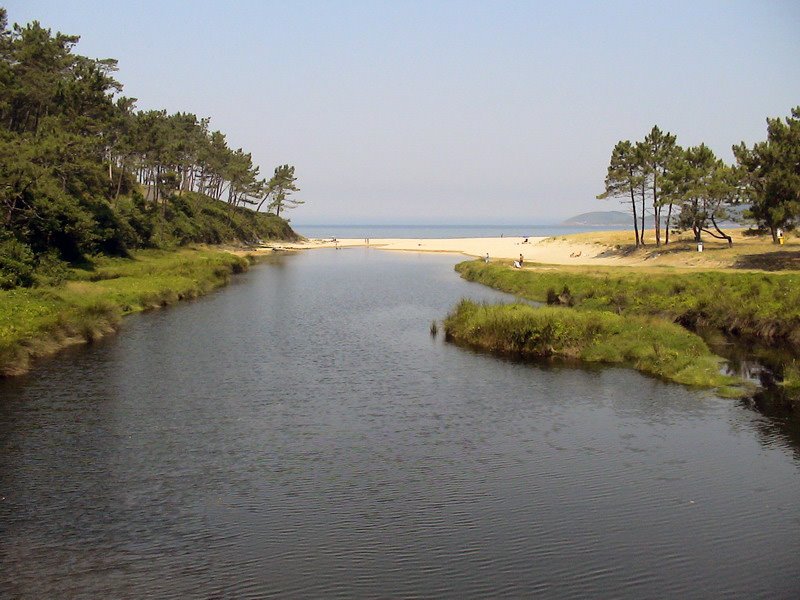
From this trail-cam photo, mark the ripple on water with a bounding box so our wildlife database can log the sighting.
[2,250,800,598]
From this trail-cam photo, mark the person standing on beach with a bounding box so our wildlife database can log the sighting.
[519,254,524,267]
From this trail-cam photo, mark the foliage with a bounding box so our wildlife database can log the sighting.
[444,299,740,392]
[642,126,680,245]
[597,140,644,246]
[666,145,739,244]
[265,164,302,217]
[0,237,35,289]
[0,9,300,289]
[734,106,800,242]
[600,106,800,247]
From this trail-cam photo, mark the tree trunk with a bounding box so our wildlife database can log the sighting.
[639,186,647,246]
[628,186,640,246]
[654,205,661,247]
[114,159,125,203]
[665,202,673,245]
[652,171,661,247]
[155,164,161,203]
[710,215,732,246]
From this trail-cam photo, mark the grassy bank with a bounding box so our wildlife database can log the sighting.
[0,248,249,377]
[444,300,743,395]
[455,261,800,348]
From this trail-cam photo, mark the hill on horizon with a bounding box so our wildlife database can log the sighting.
[561,211,631,226]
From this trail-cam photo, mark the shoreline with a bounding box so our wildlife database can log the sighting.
[0,248,249,378]
[257,228,799,271]
[259,236,630,265]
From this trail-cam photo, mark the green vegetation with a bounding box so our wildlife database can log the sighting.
[0,248,248,376]
[450,260,800,400]
[783,362,800,398]
[444,300,741,393]
[0,9,302,375]
[455,261,800,348]
[598,107,800,247]
[0,9,300,290]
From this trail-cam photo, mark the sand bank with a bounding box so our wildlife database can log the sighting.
[262,235,644,266]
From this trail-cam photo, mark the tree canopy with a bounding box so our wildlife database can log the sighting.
[600,106,799,247]
[0,9,300,287]
[734,107,800,242]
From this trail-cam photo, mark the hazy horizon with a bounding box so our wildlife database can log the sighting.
[7,0,800,223]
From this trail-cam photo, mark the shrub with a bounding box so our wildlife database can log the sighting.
[0,239,36,289]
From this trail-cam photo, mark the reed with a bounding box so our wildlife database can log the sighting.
[444,299,744,394]
[455,261,800,348]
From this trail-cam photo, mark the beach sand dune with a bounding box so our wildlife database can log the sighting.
[271,236,639,266]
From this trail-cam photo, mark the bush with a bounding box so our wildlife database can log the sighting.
[33,251,71,287]
[0,239,36,289]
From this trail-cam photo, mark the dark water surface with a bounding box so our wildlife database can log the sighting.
[1,249,799,598]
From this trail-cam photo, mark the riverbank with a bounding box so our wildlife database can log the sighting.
[454,261,800,348]
[452,260,800,401]
[0,248,249,377]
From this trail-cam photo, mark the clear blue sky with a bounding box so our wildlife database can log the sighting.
[6,0,800,224]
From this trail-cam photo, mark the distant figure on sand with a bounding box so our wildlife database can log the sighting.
[485,253,490,263]
[519,254,524,267]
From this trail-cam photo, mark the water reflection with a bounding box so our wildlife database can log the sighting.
[1,249,799,598]
[699,326,800,456]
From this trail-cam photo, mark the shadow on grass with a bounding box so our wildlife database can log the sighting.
[734,251,800,271]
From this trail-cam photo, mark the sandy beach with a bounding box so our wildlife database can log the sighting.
[252,227,796,270]
[263,236,639,266]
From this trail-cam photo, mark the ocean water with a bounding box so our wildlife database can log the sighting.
[293,223,630,240]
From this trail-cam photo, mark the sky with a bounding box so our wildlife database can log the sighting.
[5,1,800,225]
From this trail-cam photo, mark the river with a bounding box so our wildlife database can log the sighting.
[1,248,799,598]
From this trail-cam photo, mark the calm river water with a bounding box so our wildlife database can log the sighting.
[1,249,799,598]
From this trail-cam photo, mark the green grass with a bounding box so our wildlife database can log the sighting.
[0,248,248,376]
[444,299,744,394]
[455,261,800,347]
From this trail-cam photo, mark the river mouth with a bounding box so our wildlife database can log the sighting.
[2,248,799,598]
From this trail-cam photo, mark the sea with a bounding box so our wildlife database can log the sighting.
[293,223,630,240]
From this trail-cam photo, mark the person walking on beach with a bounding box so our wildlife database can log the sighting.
[485,253,490,263]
